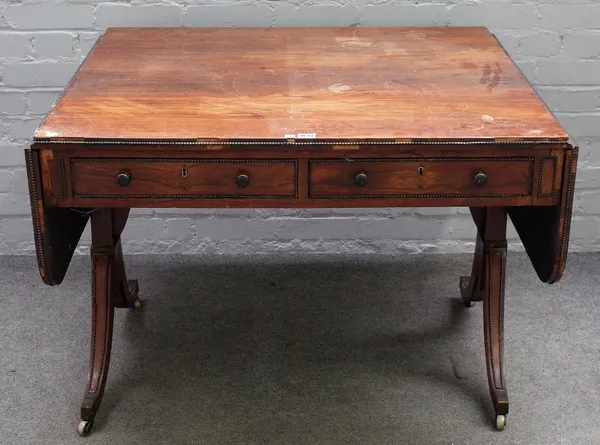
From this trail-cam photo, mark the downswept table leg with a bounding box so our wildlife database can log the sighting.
[483,240,509,431]
[460,207,509,430]
[79,244,116,436]
[78,208,139,436]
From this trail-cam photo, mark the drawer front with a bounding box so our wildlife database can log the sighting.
[309,158,534,198]
[71,158,298,198]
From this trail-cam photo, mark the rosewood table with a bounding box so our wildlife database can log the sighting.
[25,27,578,436]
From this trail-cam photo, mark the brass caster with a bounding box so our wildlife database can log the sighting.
[495,414,506,431]
[134,298,142,310]
[77,420,94,436]
[459,276,474,308]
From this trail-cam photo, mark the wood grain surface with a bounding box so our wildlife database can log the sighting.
[34,27,567,143]
[308,158,533,197]
[71,158,297,197]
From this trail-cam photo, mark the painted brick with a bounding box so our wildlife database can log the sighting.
[579,138,600,164]
[0,33,30,58]
[449,4,537,29]
[10,168,29,194]
[537,88,600,113]
[96,4,183,28]
[539,5,600,30]
[578,190,600,214]
[32,33,75,58]
[1,120,12,138]
[401,207,458,217]
[441,217,480,240]
[0,145,27,167]
[7,118,42,141]
[0,92,26,114]
[26,91,62,115]
[75,32,101,59]
[0,217,33,242]
[492,30,520,57]
[537,60,600,85]
[562,33,600,58]
[277,217,361,240]
[0,170,12,192]
[2,62,79,87]
[570,216,600,240]
[5,5,95,30]
[121,217,164,240]
[0,2,7,28]
[362,4,447,27]
[184,4,273,27]
[515,60,537,83]
[275,4,360,27]
[555,113,600,137]
[196,218,282,240]
[356,217,444,240]
[0,192,31,215]
[576,167,600,189]
[519,33,561,57]
[164,218,195,241]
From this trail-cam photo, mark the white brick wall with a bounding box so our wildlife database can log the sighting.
[1,0,599,255]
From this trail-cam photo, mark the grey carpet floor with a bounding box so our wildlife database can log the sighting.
[1,252,599,445]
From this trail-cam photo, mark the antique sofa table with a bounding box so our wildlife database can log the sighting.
[25,27,577,436]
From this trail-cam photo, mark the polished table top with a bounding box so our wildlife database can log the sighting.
[35,27,566,143]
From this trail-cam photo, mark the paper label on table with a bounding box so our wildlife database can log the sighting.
[284,134,296,138]
[297,133,317,139]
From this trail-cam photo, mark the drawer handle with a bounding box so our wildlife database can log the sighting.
[354,172,368,187]
[236,173,250,188]
[473,171,488,187]
[116,172,131,187]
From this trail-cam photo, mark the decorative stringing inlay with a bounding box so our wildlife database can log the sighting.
[35,139,562,146]
[557,148,578,277]
[309,156,536,163]
[308,157,535,199]
[537,156,558,198]
[67,158,299,199]
[486,246,507,389]
[25,150,46,275]
[60,156,67,199]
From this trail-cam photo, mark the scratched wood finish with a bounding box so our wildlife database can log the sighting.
[34,27,566,143]
[72,159,297,197]
[309,159,533,197]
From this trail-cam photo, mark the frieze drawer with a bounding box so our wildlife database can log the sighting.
[308,158,535,198]
[70,158,298,199]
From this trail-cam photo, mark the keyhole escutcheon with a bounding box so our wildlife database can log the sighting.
[181,166,188,177]
[418,166,424,176]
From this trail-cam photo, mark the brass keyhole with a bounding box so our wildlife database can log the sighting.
[418,166,424,175]
[181,166,188,177]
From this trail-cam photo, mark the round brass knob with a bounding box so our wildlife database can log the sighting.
[473,172,488,187]
[354,172,368,187]
[116,173,131,187]
[236,173,250,188]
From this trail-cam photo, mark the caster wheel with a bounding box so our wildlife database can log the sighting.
[77,420,94,436]
[459,276,474,308]
[134,298,142,310]
[495,414,506,431]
